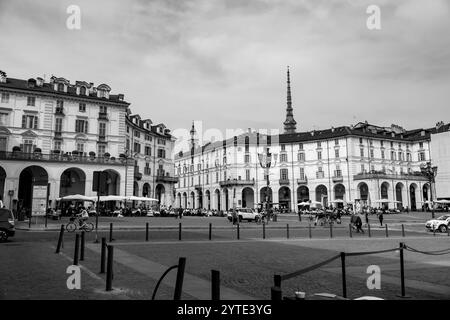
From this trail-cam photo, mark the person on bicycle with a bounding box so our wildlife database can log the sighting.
[77,207,89,228]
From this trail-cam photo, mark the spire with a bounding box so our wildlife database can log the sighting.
[283,66,297,133]
[190,121,197,151]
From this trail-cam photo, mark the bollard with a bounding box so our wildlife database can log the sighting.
[146,222,149,242]
[349,224,352,238]
[329,223,333,238]
[209,223,212,241]
[263,223,266,239]
[80,231,85,261]
[55,224,65,254]
[174,257,186,300]
[237,224,240,240]
[368,223,371,238]
[401,224,405,238]
[109,223,114,242]
[340,252,347,298]
[179,223,182,241]
[211,270,220,300]
[274,274,281,288]
[308,224,312,239]
[287,224,290,239]
[106,245,114,291]
[100,237,106,274]
[73,233,80,266]
[385,224,389,238]
[398,242,407,298]
[271,286,282,300]
[299,214,302,222]
[433,226,436,237]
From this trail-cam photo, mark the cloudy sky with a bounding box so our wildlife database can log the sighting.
[1,0,449,137]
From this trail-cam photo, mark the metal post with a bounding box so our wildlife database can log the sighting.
[209,223,212,241]
[106,245,114,291]
[398,242,409,298]
[340,252,347,298]
[100,237,106,274]
[73,233,80,265]
[263,222,266,239]
[368,223,371,238]
[211,270,220,301]
[286,224,289,239]
[271,286,282,301]
[109,223,113,242]
[146,222,149,241]
[80,231,85,261]
[330,223,333,238]
[274,274,282,288]
[401,224,405,237]
[237,223,240,240]
[385,224,389,238]
[179,222,182,241]
[349,224,352,238]
[174,257,186,300]
[55,224,64,254]
[308,223,312,238]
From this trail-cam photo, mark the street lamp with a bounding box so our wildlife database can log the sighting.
[258,147,278,221]
[420,161,438,219]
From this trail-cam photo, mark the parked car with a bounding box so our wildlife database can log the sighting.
[227,208,261,222]
[425,215,450,233]
[0,208,15,242]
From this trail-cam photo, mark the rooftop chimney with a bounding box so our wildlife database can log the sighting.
[0,70,6,83]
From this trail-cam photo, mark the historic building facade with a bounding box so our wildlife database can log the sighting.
[173,69,438,212]
[0,70,176,212]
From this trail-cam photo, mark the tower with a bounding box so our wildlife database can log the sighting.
[190,121,198,150]
[283,66,297,134]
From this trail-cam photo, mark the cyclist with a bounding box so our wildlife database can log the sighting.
[77,207,89,228]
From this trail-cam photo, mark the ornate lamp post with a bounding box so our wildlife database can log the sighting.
[420,161,438,219]
[258,147,278,219]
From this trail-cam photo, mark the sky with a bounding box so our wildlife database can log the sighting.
[1,0,449,141]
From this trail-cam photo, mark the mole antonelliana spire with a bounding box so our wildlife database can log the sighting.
[283,66,297,134]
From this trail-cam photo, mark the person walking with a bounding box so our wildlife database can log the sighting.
[355,215,364,233]
[378,209,384,226]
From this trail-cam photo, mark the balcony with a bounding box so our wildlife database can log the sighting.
[219,179,255,187]
[54,131,62,139]
[194,184,202,190]
[55,107,65,116]
[279,179,290,185]
[98,112,109,121]
[297,176,308,185]
[0,151,131,166]
[98,135,106,142]
[156,174,179,184]
[332,176,344,183]
[353,171,427,182]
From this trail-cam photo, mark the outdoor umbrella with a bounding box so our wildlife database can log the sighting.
[60,194,96,201]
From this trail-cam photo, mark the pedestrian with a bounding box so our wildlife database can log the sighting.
[178,207,183,219]
[355,215,364,233]
[365,210,369,226]
[379,210,384,226]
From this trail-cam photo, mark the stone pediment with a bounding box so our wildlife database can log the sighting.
[21,129,37,137]
[0,126,11,135]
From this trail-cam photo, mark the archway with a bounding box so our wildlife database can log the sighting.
[190,191,195,209]
[395,182,404,209]
[380,182,389,199]
[224,188,229,211]
[142,183,150,197]
[242,187,254,209]
[409,183,417,211]
[59,168,86,197]
[182,192,187,208]
[315,185,328,207]
[0,166,6,204]
[278,187,291,211]
[205,190,211,210]
[103,169,120,195]
[357,182,369,202]
[156,184,166,206]
[333,184,345,208]
[214,189,221,210]
[133,181,139,197]
[197,189,203,209]
[18,166,48,217]
[260,187,273,208]
[297,186,309,203]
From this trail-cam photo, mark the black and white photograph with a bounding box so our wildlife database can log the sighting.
[1,0,450,314]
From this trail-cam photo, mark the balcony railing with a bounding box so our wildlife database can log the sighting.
[219,179,255,187]
[0,151,131,166]
[54,131,62,139]
[55,107,65,116]
[353,171,427,181]
[297,176,308,184]
[98,112,109,120]
[156,175,179,183]
[332,176,344,183]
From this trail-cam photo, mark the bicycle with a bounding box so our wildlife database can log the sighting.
[66,216,94,232]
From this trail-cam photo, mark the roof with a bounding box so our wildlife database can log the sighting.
[0,77,130,105]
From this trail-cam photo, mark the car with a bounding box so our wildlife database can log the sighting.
[0,208,15,242]
[227,208,261,222]
[425,215,450,233]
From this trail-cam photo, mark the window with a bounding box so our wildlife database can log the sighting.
[299,167,305,180]
[55,118,62,132]
[390,141,394,147]
[158,139,166,145]
[99,105,107,114]
[75,119,88,133]
[407,153,412,162]
[391,151,396,160]
[370,149,374,158]
[0,112,9,126]
[133,142,141,153]
[144,163,151,175]
[57,83,64,92]
[216,172,219,182]
[80,87,86,95]
[419,152,426,161]
[76,143,84,153]
[419,142,424,149]
[335,165,342,177]
[317,151,322,160]
[145,146,151,156]
[335,139,339,145]
[381,150,385,159]
[297,152,305,162]
[99,122,106,137]
[157,148,166,158]
[206,174,209,184]
[23,139,34,153]
[398,152,403,161]
[382,165,386,173]
[360,148,364,157]
[223,156,227,165]
[281,144,286,151]
[79,103,86,112]
[245,154,250,163]
[56,100,64,109]
[126,139,130,151]
[371,165,375,172]
[22,114,38,129]
[1,92,9,103]
[245,169,250,180]
[359,138,363,144]
[316,167,324,179]
[361,164,365,173]
[335,149,339,158]
[134,130,140,138]
[197,164,201,171]
[145,134,152,141]
[317,142,321,148]
[280,154,287,162]
[298,143,303,150]
[98,145,106,156]
[127,127,130,133]
[380,140,384,147]
[369,140,373,146]
[280,169,288,180]
[54,141,62,151]
[27,96,36,106]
